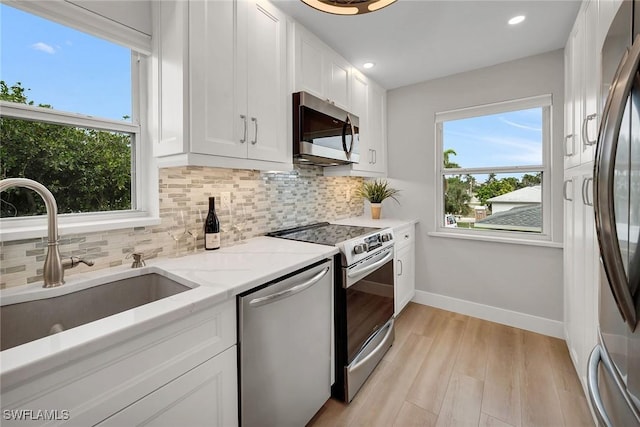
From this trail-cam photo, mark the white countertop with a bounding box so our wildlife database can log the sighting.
[1,236,338,384]
[332,216,418,229]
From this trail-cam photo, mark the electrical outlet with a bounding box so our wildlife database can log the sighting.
[221,192,231,208]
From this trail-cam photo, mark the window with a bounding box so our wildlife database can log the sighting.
[436,95,551,240]
[0,2,155,239]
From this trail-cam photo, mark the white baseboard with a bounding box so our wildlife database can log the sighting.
[411,290,564,339]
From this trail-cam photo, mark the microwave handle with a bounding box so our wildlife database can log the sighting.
[342,114,355,159]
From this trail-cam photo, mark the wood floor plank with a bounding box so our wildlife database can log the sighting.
[309,303,593,427]
[545,336,594,426]
[392,401,437,427]
[406,315,467,414]
[482,322,522,427]
[519,330,565,427]
[479,413,516,427]
[351,333,434,427]
[454,316,491,381]
[435,372,484,427]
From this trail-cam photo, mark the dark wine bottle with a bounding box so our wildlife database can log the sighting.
[204,197,220,250]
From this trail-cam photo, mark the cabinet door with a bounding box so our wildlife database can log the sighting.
[190,0,247,158]
[565,15,584,169]
[246,0,288,163]
[350,70,371,169]
[581,0,599,163]
[395,243,415,316]
[294,25,325,99]
[368,82,387,174]
[98,346,238,427]
[154,0,188,157]
[325,51,351,111]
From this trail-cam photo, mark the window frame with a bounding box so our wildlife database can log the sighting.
[0,1,159,242]
[433,95,558,246]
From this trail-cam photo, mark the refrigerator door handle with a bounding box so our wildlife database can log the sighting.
[594,35,640,329]
[588,344,640,427]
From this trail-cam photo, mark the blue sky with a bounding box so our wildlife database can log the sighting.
[443,107,543,170]
[0,4,131,121]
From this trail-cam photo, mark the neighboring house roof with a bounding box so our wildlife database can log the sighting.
[487,185,541,204]
[475,204,542,232]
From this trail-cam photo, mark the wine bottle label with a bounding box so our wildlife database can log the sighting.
[205,232,220,249]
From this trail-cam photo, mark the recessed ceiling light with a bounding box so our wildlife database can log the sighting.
[363,62,375,69]
[508,15,525,25]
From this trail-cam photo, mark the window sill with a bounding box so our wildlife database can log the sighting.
[0,213,161,242]
[427,231,563,249]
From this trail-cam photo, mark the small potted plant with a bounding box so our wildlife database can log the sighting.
[355,179,400,219]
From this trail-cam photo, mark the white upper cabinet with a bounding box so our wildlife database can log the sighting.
[293,24,351,110]
[325,70,387,177]
[153,0,290,170]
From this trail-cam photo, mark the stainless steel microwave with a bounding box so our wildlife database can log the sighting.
[293,91,360,166]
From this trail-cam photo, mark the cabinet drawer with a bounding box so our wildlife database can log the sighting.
[394,224,415,249]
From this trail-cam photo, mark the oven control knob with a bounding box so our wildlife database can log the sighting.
[381,233,391,242]
[354,243,368,254]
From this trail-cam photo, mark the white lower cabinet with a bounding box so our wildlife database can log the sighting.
[563,162,598,389]
[97,346,238,427]
[394,223,416,315]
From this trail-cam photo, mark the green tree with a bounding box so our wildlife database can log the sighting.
[444,176,471,215]
[521,172,542,188]
[476,178,517,208]
[0,81,132,217]
[443,148,460,168]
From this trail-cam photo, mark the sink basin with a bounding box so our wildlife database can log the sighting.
[1,273,192,351]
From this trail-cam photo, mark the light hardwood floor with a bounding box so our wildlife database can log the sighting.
[309,302,594,427]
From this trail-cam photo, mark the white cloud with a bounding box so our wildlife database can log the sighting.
[498,117,542,132]
[31,42,56,54]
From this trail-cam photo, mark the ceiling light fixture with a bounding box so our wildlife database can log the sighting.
[363,62,375,69]
[300,0,397,15]
[508,15,526,25]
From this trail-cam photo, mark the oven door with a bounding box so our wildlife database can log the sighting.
[343,246,394,364]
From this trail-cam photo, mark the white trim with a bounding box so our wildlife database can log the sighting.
[0,212,161,241]
[435,94,552,123]
[3,0,152,55]
[428,231,563,248]
[0,102,139,133]
[436,99,557,244]
[411,289,565,338]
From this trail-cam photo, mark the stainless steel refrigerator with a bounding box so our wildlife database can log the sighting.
[589,1,640,425]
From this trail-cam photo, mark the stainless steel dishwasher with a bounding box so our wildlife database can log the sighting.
[238,259,332,427]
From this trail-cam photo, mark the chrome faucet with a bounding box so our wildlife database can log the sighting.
[0,178,93,288]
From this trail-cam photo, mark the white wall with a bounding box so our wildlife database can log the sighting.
[384,49,565,333]
[67,0,151,35]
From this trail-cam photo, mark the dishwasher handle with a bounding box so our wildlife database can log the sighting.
[249,266,330,307]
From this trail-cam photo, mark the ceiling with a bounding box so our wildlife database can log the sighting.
[271,0,581,89]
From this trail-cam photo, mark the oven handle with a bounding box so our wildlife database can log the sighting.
[249,266,330,307]
[350,318,394,372]
[347,247,393,280]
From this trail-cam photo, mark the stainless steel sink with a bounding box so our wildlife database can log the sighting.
[1,273,192,351]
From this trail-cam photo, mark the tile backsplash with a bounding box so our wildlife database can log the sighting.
[0,166,364,289]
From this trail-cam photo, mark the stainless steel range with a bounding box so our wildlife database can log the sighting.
[267,222,395,402]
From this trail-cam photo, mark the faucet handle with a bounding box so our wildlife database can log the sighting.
[126,252,146,269]
[62,256,95,270]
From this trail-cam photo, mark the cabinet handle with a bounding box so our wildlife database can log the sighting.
[369,149,374,164]
[404,234,410,240]
[397,259,403,276]
[240,115,247,144]
[562,179,573,201]
[251,117,258,145]
[564,134,574,157]
[582,113,598,147]
[373,149,377,164]
[582,177,593,206]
